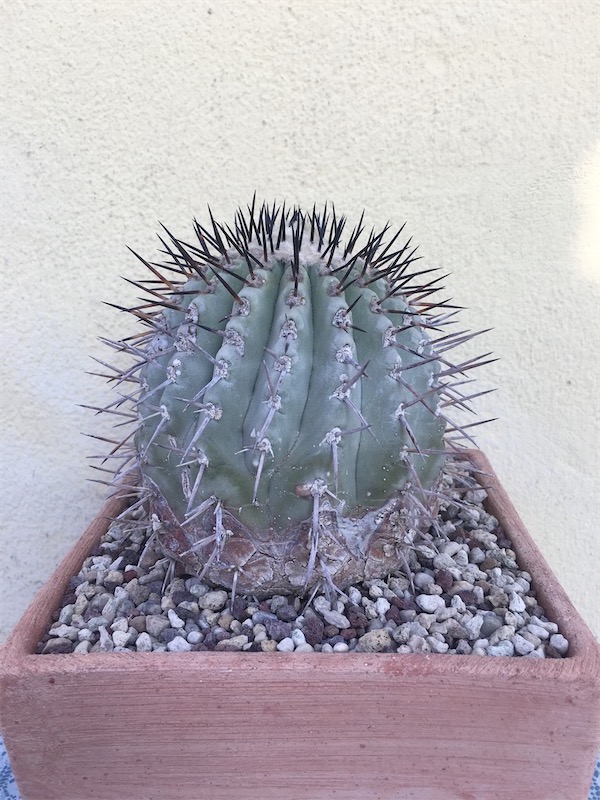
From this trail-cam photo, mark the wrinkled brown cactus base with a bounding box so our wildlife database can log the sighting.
[151,487,438,598]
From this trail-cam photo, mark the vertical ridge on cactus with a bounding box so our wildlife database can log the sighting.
[94,201,492,598]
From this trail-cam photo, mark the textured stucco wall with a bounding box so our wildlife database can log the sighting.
[1,0,598,641]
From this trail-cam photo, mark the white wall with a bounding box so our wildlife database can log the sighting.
[1,0,598,640]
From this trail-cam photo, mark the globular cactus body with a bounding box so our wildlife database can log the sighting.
[103,203,488,597]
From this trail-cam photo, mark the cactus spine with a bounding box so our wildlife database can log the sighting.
[98,202,490,598]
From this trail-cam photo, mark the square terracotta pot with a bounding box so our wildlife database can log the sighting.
[1,451,599,800]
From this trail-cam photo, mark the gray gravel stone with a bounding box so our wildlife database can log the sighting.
[479,614,503,638]
[41,637,74,654]
[489,625,516,645]
[145,615,171,638]
[487,640,515,657]
[512,634,535,655]
[49,624,78,641]
[112,630,133,648]
[37,460,570,661]
[86,616,109,632]
[98,626,114,652]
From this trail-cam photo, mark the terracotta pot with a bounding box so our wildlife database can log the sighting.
[1,451,599,800]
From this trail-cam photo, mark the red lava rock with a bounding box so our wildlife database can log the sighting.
[346,604,368,629]
[385,605,403,624]
[264,617,291,642]
[390,597,419,612]
[456,590,478,606]
[435,569,454,592]
[303,612,325,647]
[341,627,357,640]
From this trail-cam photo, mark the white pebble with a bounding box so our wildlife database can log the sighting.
[530,615,559,634]
[413,572,435,590]
[58,605,75,625]
[512,634,535,655]
[49,624,78,641]
[375,597,391,617]
[430,638,450,654]
[416,594,445,614]
[276,637,295,652]
[323,609,350,628]
[135,633,153,652]
[550,633,569,655]
[527,623,550,640]
[186,630,203,645]
[508,593,526,613]
[73,640,91,654]
[332,642,349,652]
[291,629,306,646]
[451,595,467,613]
[167,636,192,652]
[348,586,362,605]
[294,643,315,653]
[110,617,129,633]
[314,595,331,615]
[112,630,132,648]
[168,609,185,629]
[487,640,515,657]
[101,597,118,623]
[98,626,114,652]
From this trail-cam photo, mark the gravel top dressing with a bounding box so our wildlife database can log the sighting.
[37,461,569,658]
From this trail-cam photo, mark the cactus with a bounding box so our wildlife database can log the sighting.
[97,202,491,598]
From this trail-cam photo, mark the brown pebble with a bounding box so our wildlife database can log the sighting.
[41,638,74,655]
[385,606,403,624]
[129,616,147,633]
[123,568,139,582]
[480,558,500,571]
[324,625,339,638]
[456,590,478,606]
[435,569,453,592]
[341,627,357,640]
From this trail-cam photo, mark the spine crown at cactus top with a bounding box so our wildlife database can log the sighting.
[100,201,491,598]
